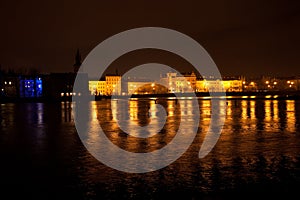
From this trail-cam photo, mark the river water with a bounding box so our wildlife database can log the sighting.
[0,98,300,199]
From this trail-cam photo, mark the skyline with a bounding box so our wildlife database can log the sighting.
[0,0,300,77]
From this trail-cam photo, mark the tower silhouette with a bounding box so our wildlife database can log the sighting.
[73,49,82,73]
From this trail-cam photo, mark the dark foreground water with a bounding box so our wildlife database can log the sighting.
[0,98,300,199]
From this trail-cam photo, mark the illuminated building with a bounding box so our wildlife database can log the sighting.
[195,77,243,92]
[182,72,197,91]
[160,72,194,93]
[222,79,243,92]
[88,75,121,96]
[19,77,43,97]
[127,81,152,95]
[2,75,19,97]
[196,80,207,92]
[105,75,121,95]
[88,80,106,95]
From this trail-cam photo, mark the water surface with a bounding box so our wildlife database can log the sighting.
[0,99,300,199]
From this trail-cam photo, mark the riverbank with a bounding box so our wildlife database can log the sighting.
[1,91,300,103]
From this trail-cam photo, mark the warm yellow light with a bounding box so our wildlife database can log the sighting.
[250,82,254,85]
[265,81,269,84]
[291,82,294,85]
[287,81,290,84]
[242,81,246,84]
[274,82,277,85]
[151,83,155,87]
[267,85,270,88]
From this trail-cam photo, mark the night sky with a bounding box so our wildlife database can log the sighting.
[0,0,299,77]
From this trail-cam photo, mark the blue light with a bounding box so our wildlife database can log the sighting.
[19,77,43,97]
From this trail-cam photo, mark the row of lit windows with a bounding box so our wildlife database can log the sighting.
[61,92,81,96]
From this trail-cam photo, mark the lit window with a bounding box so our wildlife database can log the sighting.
[61,93,64,96]
[4,81,7,85]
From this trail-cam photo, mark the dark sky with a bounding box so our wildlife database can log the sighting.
[0,0,299,77]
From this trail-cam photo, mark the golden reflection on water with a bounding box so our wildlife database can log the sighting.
[250,100,256,119]
[68,98,299,154]
[286,100,295,133]
[56,99,300,196]
[65,99,298,136]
